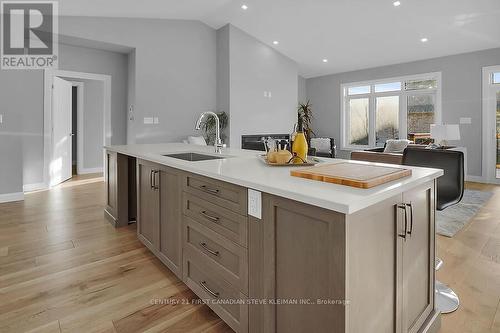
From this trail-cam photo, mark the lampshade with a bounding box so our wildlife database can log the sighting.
[430,124,460,142]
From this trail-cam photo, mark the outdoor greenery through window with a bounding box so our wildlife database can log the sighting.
[342,73,441,149]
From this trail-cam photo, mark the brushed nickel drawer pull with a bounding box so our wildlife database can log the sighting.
[153,170,160,190]
[397,204,408,241]
[200,185,220,195]
[406,203,414,235]
[199,242,220,257]
[200,210,220,222]
[200,280,220,298]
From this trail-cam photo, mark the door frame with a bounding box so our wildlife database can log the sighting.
[43,69,111,188]
[70,81,85,175]
[482,65,500,184]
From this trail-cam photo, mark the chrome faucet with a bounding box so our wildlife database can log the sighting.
[195,111,225,153]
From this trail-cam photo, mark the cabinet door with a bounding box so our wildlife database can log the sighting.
[105,150,117,218]
[158,167,182,278]
[255,194,346,333]
[401,182,435,333]
[137,161,160,250]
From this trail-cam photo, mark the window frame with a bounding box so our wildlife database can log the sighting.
[340,72,442,150]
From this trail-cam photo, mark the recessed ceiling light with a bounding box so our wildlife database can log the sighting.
[241,4,248,10]
[420,37,429,43]
[273,41,279,45]
[393,1,401,6]
[322,59,328,63]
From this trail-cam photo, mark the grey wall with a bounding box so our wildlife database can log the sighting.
[306,47,500,176]
[1,17,216,193]
[76,79,104,169]
[0,74,24,194]
[127,49,136,144]
[298,75,307,104]
[11,43,129,186]
[216,25,231,145]
[58,44,129,146]
[57,17,217,144]
[218,25,298,148]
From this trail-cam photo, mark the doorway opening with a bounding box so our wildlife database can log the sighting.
[44,70,111,188]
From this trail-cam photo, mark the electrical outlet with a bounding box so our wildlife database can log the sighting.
[268,91,272,98]
[460,117,472,124]
[143,117,154,124]
[0,114,3,124]
[248,189,262,219]
[128,106,134,121]
[153,117,159,124]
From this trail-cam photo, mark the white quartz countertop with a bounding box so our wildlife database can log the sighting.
[105,143,443,215]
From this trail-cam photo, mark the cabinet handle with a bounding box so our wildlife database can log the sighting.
[153,170,160,190]
[200,210,220,223]
[200,280,220,298]
[149,170,154,189]
[199,185,219,195]
[397,204,408,240]
[199,242,220,257]
[406,203,413,235]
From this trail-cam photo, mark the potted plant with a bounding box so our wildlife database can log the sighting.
[199,111,229,145]
[297,100,315,144]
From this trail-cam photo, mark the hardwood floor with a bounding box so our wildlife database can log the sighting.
[1,175,499,332]
[0,174,232,333]
[437,182,500,333]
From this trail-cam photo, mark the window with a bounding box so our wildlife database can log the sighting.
[341,73,441,149]
[493,72,500,84]
[348,98,369,145]
[376,96,399,146]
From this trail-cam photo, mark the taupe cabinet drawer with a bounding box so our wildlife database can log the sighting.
[183,192,248,247]
[184,217,248,294]
[183,253,248,333]
[183,174,247,215]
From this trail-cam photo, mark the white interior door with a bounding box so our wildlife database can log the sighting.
[482,66,500,184]
[51,76,73,186]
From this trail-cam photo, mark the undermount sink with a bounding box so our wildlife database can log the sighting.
[163,152,226,161]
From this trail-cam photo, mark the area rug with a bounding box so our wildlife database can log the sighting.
[436,189,493,237]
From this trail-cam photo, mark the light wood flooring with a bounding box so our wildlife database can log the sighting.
[0,175,499,332]
[0,174,232,333]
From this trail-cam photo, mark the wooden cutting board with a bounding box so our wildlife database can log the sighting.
[290,162,412,189]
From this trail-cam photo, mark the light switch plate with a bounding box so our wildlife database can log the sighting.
[460,117,472,124]
[248,189,262,219]
[0,114,3,124]
[153,117,159,124]
[143,117,154,124]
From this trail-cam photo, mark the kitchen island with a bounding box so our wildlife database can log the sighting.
[104,143,443,333]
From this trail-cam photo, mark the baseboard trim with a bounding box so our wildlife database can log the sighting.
[466,175,486,183]
[78,167,103,175]
[23,182,48,193]
[0,192,24,203]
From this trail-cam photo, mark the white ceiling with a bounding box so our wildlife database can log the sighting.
[59,0,500,78]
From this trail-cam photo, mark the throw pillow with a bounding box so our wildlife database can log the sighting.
[383,139,411,153]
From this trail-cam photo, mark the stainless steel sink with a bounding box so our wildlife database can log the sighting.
[163,152,226,161]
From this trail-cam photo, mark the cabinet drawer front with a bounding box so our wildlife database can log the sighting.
[184,217,248,294]
[184,174,247,215]
[184,192,248,247]
[183,254,248,333]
